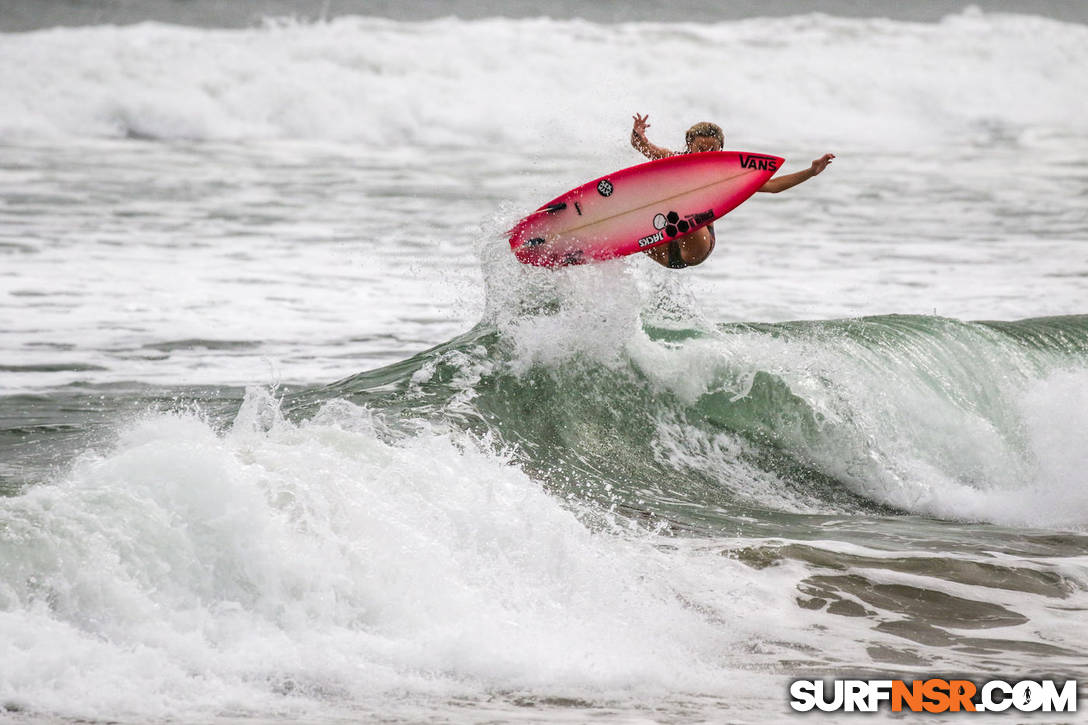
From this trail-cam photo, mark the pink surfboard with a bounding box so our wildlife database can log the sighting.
[509,151,784,267]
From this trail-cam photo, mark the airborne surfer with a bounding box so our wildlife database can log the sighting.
[630,114,835,269]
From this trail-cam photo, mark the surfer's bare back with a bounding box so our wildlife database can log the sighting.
[630,113,834,269]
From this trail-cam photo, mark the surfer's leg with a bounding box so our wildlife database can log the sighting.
[642,243,676,267]
[675,226,715,266]
[642,226,715,268]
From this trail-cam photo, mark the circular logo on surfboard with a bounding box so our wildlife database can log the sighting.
[597,179,614,197]
[654,210,693,238]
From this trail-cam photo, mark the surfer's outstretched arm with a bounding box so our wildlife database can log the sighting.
[631,113,674,160]
[759,153,835,193]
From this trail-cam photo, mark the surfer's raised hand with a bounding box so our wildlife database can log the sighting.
[631,113,672,160]
[759,153,836,193]
[809,153,835,176]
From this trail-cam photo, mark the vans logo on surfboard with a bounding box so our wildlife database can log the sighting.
[738,154,779,171]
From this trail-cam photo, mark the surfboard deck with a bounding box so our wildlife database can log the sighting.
[509,151,783,267]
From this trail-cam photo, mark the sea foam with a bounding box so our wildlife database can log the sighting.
[0,390,793,719]
[2,12,1086,150]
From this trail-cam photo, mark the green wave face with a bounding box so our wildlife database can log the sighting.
[288,313,1088,535]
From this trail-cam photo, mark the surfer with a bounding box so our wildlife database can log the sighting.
[631,114,834,269]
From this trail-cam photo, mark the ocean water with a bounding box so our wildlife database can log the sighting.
[2,6,1088,724]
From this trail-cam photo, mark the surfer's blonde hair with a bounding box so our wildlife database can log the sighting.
[685,122,724,147]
